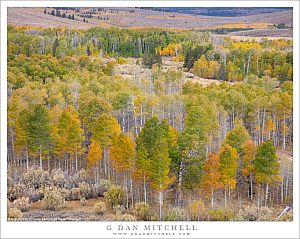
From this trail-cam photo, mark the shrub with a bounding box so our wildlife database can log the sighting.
[79,182,92,199]
[60,188,71,200]
[8,208,23,219]
[11,197,31,212]
[7,183,27,201]
[74,169,88,182]
[258,207,274,221]
[209,208,234,221]
[234,205,274,221]
[41,187,65,210]
[69,188,81,200]
[99,179,111,196]
[114,205,126,215]
[90,184,101,198]
[134,202,152,221]
[115,213,136,221]
[93,202,106,215]
[22,167,45,187]
[164,207,189,221]
[104,185,125,209]
[117,57,127,65]
[24,187,44,202]
[187,200,206,221]
[235,205,258,221]
[50,169,65,187]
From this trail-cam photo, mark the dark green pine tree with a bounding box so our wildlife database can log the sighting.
[52,38,59,57]
[218,61,228,81]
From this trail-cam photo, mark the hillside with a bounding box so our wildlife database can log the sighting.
[8,7,292,36]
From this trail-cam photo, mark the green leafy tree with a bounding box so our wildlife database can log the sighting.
[254,140,281,205]
[219,143,238,207]
[135,117,173,220]
[27,104,51,170]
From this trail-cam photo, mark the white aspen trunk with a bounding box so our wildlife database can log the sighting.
[211,190,214,209]
[285,178,289,199]
[247,53,252,75]
[26,145,29,172]
[124,172,129,208]
[75,150,78,172]
[11,129,16,165]
[177,161,183,206]
[281,178,284,203]
[143,174,147,203]
[262,108,266,142]
[39,144,43,170]
[224,188,227,208]
[130,174,134,207]
[103,149,107,177]
[122,110,125,132]
[265,184,269,206]
[283,118,286,151]
[138,186,141,203]
[159,191,163,220]
[250,173,253,201]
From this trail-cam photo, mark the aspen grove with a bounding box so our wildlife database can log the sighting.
[7,25,293,221]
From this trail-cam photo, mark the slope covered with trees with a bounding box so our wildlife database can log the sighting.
[7,25,293,221]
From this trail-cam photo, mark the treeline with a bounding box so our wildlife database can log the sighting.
[8,26,292,84]
[45,8,75,21]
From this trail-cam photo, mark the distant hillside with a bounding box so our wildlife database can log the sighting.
[7,7,293,36]
[140,7,292,17]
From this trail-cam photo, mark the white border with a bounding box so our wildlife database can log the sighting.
[1,1,299,239]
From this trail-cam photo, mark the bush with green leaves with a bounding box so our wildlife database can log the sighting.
[11,197,31,212]
[209,208,234,221]
[134,202,153,221]
[104,185,125,209]
[8,208,23,219]
[164,207,189,221]
[41,187,65,210]
[93,202,106,215]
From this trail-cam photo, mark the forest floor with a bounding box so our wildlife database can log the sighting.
[114,57,226,88]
